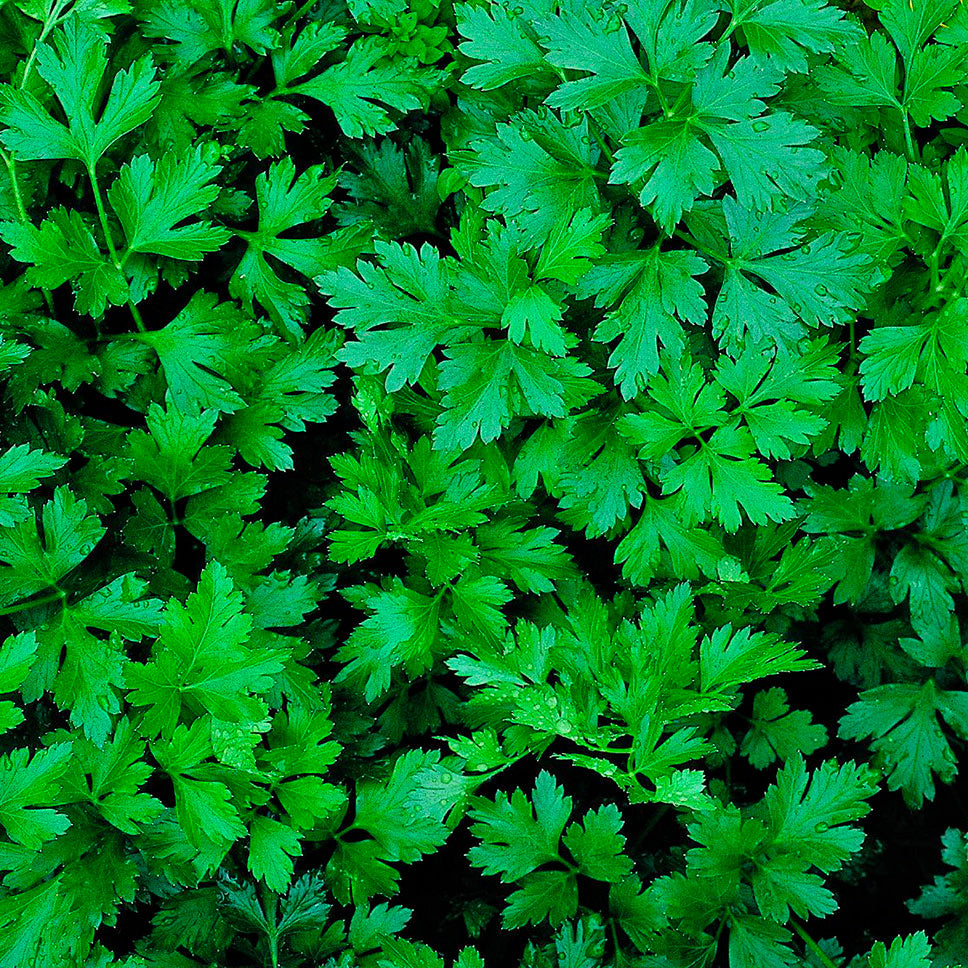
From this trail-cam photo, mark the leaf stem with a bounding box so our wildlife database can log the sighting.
[650,78,672,117]
[673,228,728,264]
[3,14,57,315]
[0,149,28,225]
[0,149,57,310]
[0,589,65,617]
[791,918,841,968]
[901,110,917,163]
[587,116,616,166]
[285,0,319,27]
[86,162,146,332]
[928,245,941,294]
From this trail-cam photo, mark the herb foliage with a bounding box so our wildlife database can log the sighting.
[1,0,968,966]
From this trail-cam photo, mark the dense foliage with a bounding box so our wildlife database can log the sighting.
[2,0,968,965]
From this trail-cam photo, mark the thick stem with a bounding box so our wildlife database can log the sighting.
[0,149,55,315]
[4,11,58,314]
[0,590,65,617]
[673,228,728,264]
[588,115,616,165]
[86,162,146,332]
[284,0,319,27]
[901,109,917,163]
[792,918,842,968]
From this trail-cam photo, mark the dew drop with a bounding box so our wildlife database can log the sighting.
[440,772,453,784]
[814,821,829,834]
[844,232,863,252]
[752,120,770,132]
[800,244,812,255]
[814,284,828,297]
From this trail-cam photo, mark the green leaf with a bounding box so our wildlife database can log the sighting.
[740,687,828,768]
[0,209,129,316]
[287,38,442,139]
[758,755,878,869]
[126,398,234,502]
[839,680,965,808]
[534,207,611,286]
[152,719,247,851]
[230,159,342,336]
[0,743,72,848]
[712,197,873,354]
[248,815,302,893]
[468,771,572,881]
[866,933,933,968]
[330,750,456,904]
[0,445,66,527]
[728,915,797,968]
[563,803,634,882]
[138,291,254,413]
[664,422,796,531]
[540,7,649,111]
[504,869,578,928]
[107,146,231,260]
[459,110,601,234]
[60,718,163,834]
[334,579,443,702]
[434,340,590,451]
[0,15,159,167]
[128,560,284,737]
[0,632,36,732]
[713,339,841,459]
[610,119,719,234]
[224,327,339,470]
[859,298,968,407]
[0,486,104,607]
[578,246,708,398]
[321,239,453,392]
[142,0,287,65]
[457,2,551,90]
[728,0,863,73]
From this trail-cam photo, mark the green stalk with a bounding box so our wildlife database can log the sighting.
[901,110,917,163]
[284,0,320,27]
[0,589,65,617]
[588,115,616,165]
[792,918,842,968]
[5,10,58,314]
[673,228,728,264]
[86,161,146,333]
